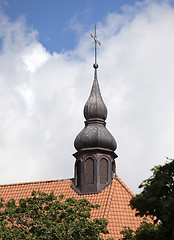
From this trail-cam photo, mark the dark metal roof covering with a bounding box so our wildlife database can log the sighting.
[74,66,117,153]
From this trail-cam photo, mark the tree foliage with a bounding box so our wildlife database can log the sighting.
[120,221,158,240]
[120,158,174,240]
[0,191,112,240]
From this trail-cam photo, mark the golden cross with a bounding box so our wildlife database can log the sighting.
[90,25,101,67]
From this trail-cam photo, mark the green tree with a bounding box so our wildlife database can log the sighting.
[120,221,158,240]
[120,158,174,240]
[0,191,112,240]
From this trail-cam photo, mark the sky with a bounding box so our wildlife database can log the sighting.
[0,0,174,193]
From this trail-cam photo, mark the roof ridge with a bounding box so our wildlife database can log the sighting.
[0,178,72,187]
[102,179,115,219]
[116,175,135,197]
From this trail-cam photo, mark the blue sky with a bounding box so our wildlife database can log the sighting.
[1,0,174,193]
[2,0,147,52]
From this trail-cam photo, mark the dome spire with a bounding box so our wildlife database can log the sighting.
[84,25,107,123]
[90,24,101,69]
[72,26,117,195]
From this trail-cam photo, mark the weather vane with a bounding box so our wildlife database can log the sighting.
[90,25,101,68]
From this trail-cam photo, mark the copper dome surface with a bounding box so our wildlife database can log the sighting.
[84,78,107,121]
[74,68,117,153]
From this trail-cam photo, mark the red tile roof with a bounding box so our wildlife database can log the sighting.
[0,176,143,239]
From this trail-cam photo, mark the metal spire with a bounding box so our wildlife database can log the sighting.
[90,25,101,69]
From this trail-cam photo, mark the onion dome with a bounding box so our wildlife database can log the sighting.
[74,66,117,153]
[72,26,117,195]
[84,66,107,121]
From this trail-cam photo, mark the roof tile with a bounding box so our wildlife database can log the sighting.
[0,176,144,239]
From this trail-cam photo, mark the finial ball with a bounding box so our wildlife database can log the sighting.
[93,63,99,69]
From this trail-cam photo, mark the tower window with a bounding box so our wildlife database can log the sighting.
[100,158,108,184]
[85,158,94,184]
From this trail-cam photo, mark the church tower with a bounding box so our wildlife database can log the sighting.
[71,26,117,194]
[0,26,147,240]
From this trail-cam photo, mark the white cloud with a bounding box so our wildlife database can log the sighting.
[0,1,174,193]
[22,43,50,73]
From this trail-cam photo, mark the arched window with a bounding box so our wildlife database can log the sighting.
[85,158,94,184]
[100,158,108,184]
[77,160,81,186]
